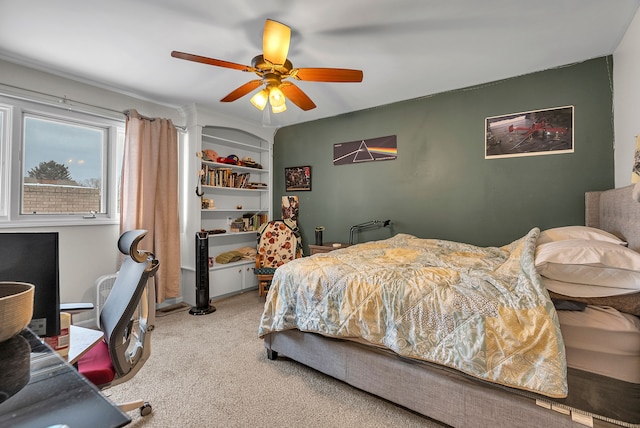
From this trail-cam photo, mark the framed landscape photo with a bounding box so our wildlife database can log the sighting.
[485,105,574,159]
[285,166,311,191]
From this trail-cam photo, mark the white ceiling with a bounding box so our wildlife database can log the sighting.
[1,0,638,128]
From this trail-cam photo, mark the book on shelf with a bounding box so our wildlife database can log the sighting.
[200,165,250,189]
[227,213,268,232]
[240,212,268,231]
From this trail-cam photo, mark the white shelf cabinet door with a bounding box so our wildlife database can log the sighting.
[209,262,257,298]
[209,265,242,298]
[242,264,257,290]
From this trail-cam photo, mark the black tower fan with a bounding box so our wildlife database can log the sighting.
[190,231,216,315]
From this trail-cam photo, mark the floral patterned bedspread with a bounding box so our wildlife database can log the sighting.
[258,229,567,398]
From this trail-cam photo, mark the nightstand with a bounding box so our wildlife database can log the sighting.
[308,242,350,255]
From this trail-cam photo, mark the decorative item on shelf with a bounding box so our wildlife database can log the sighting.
[215,250,243,264]
[201,228,226,235]
[199,149,219,162]
[236,246,257,260]
[240,157,262,169]
[236,204,243,209]
[216,155,239,165]
[201,198,215,209]
[315,226,325,246]
[230,218,245,233]
[246,182,268,189]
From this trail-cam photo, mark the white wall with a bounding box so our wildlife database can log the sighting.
[613,7,640,187]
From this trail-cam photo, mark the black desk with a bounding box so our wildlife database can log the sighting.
[0,329,130,428]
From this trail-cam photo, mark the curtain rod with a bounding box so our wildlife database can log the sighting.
[123,109,186,132]
[0,82,186,131]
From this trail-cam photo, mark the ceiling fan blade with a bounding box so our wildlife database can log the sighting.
[263,19,290,65]
[280,82,316,111]
[292,67,363,82]
[220,80,263,102]
[171,51,253,72]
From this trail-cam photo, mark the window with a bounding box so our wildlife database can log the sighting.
[23,114,106,215]
[0,94,124,225]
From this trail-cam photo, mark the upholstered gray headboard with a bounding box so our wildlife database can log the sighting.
[585,184,640,251]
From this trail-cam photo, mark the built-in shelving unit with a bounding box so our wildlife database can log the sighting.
[190,126,272,298]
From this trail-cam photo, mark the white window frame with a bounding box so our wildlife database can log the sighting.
[0,103,11,220]
[0,94,124,227]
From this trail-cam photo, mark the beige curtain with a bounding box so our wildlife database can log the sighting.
[121,109,180,302]
[632,134,640,183]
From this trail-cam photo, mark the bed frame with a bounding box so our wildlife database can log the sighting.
[264,184,640,428]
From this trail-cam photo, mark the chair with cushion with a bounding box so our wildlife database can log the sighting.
[254,219,302,297]
[77,229,159,416]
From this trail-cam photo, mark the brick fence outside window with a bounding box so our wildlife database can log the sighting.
[23,183,100,214]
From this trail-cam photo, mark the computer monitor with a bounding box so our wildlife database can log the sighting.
[0,232,60,337]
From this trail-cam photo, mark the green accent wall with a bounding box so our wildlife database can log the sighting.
[273,57,614,253]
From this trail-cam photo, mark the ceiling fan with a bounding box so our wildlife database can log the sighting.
[171,19,363,114]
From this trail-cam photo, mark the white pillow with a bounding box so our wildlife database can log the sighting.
[541,277,638,297]
[537,226,626,246]
[535,239,640,292]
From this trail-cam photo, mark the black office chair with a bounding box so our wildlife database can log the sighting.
[77,229,159,416]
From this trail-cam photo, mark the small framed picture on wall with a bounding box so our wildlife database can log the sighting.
[285,166,312,191]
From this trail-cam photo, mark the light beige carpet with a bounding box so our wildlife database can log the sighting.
[107,291,446,427]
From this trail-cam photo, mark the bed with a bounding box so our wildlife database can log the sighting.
[259,184,640,428]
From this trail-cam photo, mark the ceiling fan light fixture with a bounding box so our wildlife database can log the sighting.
[268,86,286,108]
[263,19,290,65]
[250,88,269,111]
[270,102,287,114]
